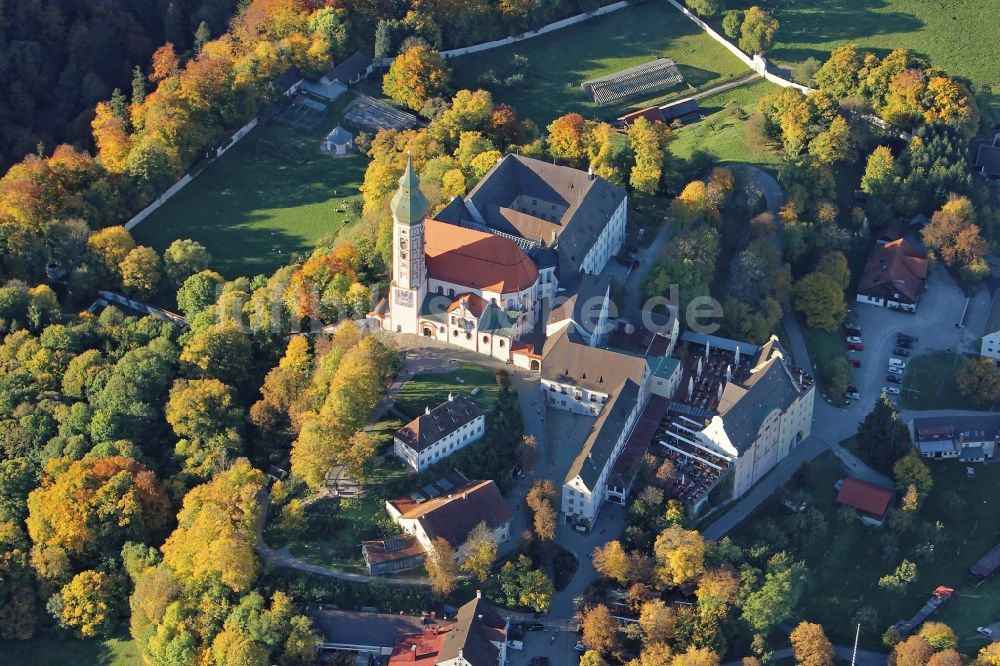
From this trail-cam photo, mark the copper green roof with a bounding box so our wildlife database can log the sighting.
[390,157,428,225]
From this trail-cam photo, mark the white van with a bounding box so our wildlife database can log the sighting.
[889,357,906,369]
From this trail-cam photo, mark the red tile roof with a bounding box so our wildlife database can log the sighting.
[447,293,488,318]
[389,627,448,664]
[858,238,928,303]
[424,219,538,294]
[619,106,666,125]
[836,477,894,520]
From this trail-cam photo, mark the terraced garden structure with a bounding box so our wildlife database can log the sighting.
[450,1,748,125]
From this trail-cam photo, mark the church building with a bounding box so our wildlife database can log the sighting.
[369,155,628,369]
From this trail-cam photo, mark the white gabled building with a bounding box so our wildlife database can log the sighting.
[693,337,815,499]
[393,394,486,472]
[385,479,512,563]
[981,289,1000,362]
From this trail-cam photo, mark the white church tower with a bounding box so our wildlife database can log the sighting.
[388,157,427,334]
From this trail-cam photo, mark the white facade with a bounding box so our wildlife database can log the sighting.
[393,413,486,472]
[387,507,511,563]
[561,392,646,524]
[982,332,1000,361]
[579,196,628,275]
[541,378,610,416]
[697,382,814,498]
[855,292,918,313]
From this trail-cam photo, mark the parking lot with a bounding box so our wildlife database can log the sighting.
[842,264,990,413]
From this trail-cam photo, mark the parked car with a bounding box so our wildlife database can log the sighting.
[889,358,906,369]
[893,348,910,357]
[887,367,903,376]
[848,342,865,352]
[887,375,902,384]
[845,326,862,336]
[574,642,587,652]
[897,339,913,348]
[883,386,901,395]
[844,391,861,400]
[470,387,482,396]
[977,627,994,638]
[846,335,862,344]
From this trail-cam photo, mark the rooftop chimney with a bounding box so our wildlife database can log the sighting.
[425,406,431,415]
[476,589,482,599]
[448,392,454,401]
[588,165,595,180]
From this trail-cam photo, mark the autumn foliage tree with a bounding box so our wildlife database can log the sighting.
[593,540,631,585]
[383,45,451,111]
[581,603,619,654]
[166,378,244,478]
[461,521,498,581]
[628,117,676,196]
[955,357,1000,407]
[26,456,170,586]
[526,479,558,541]
[790,621,835,666]
[653,525,706,589]
[426,537,460,596]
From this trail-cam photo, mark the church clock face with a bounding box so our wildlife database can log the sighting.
[394,288,414,307]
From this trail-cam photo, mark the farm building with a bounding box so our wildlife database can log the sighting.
[971,542,1000,581]
[618,98,699,127]
[835,477,894,526]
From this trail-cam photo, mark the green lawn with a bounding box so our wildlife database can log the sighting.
[900,352,968,411]
[730,451,1000,651]
[450,2,747,125]
[0,635,139,666]
[800,323,849,399]
[132,94,369,279]
[727,0,999,111]
[671,79,783,168]
[272,450,412,571]
[394,362,500,420]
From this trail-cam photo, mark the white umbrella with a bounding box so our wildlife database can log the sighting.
[705,339,711,359]
[688,376,694,398]
[726,364,732,382]
[718,382,724,400]
[697,357,703,377]
[735,345,741,366]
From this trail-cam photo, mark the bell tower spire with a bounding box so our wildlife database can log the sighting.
[388,155,427,334]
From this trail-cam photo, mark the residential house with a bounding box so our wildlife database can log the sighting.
[389,593,509,666]
[909,415,1000,461]
[386,478,512,561]
[393,394,486,472]
[856,238,928,312]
